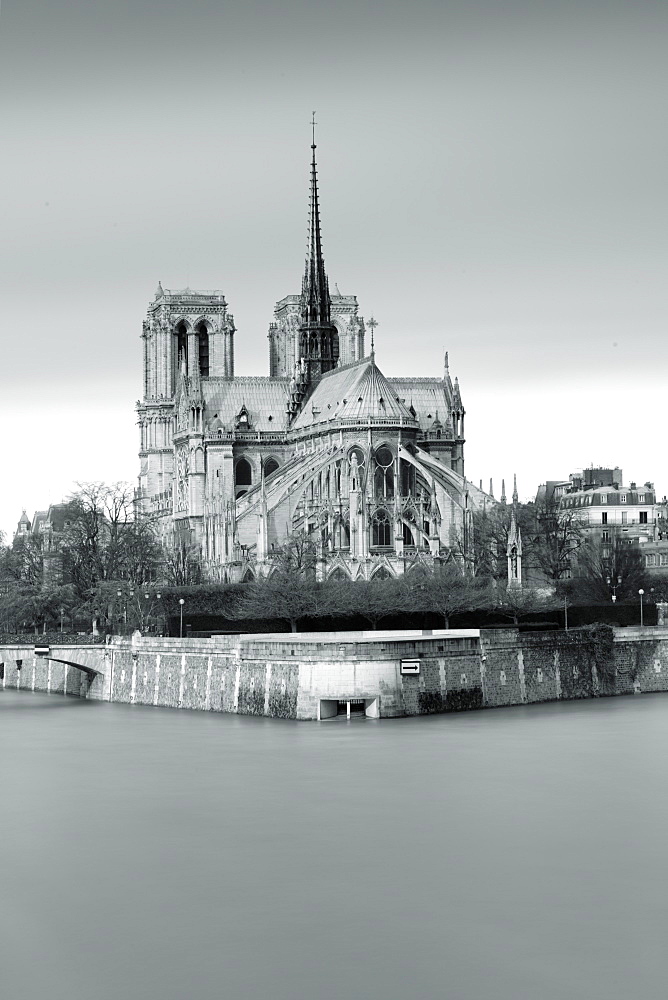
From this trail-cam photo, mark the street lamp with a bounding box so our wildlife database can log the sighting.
[179,598,185,638]
[606,575,622,603]
[639,588,645,627]
[138,591,162,632]
[116,589,135,630]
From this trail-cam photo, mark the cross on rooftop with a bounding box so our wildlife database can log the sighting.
[367,315,378,353]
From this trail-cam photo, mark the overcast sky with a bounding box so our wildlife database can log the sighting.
[1,0,666,537]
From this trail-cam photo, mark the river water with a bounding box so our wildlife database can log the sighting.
[2,690,667,1000]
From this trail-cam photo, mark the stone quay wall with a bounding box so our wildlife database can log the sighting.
[3,626,668,720]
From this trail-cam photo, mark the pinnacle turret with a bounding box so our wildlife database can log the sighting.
[453,377,462,410]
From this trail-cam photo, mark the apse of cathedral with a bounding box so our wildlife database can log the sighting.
[136,137,492,582]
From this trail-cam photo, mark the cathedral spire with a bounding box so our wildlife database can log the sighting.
[297,115,339,382]
[301,114,331,330]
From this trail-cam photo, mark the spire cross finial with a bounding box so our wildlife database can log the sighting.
[368,315,378,355]
[310,111,317,147]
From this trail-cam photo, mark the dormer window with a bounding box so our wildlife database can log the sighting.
[639,493,645,502]
[620,494,627,503]
[235,405,251,430]
[600,494,607,504]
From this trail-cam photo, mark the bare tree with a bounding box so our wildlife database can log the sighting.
[494,586,561,625]
[575,536,650,603]
[532,496,585,585]
[237,572,327,633]
[163,537,203,586]
[2,532,44,585]
[122,516,162,586]
[268,532,320,576]
[403,564,490,628]
[334,577,406,630]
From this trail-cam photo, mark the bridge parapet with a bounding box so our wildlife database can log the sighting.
[0,643,110,697]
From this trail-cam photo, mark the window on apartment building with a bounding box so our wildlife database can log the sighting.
[639,493,645,502]
[620,494,627,502]
[661,554,668,566]
[640,511,648,524]
[600,494,607,504]
[601,512,608,524]
[602,530,610,542]
[622,511,628,524]
[646,555,657,567]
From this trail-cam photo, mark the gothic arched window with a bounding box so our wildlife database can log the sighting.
[175,321,188,369]
[348,448,366,489]
[329,567,349,581]
[235,458,252,487]
[372,567,392,580]
[374,446,394,499]
[264,457,279,479]
[401,462,416,497]
[196,321,209,377]
[334,517,350,549]
[372,509,392,547]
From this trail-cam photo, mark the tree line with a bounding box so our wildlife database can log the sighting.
[0,482,662,635]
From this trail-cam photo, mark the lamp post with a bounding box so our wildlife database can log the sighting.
[179,598,185,638]
[138,591,162,632]
[606,575,622,603]
[639,588,645,627]
[116,589,135,631]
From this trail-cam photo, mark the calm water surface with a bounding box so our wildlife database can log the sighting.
[2,690,668,1000]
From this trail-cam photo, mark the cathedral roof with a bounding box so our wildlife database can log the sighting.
[290,357,417,430]
[386,379,453,434]
[31,510,48,534]
[203,377,290,433]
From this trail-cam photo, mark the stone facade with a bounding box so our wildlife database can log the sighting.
[6,626,668,721]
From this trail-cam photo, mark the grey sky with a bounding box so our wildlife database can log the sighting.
[1,0,666,534]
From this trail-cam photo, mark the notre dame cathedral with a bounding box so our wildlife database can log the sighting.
[136,137,492,581]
